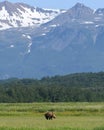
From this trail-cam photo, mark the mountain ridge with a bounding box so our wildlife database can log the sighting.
[1,2,104,79]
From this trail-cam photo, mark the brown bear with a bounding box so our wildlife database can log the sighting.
[44,111,56,120]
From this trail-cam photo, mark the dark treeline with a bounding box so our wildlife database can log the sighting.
[0,72,104,102]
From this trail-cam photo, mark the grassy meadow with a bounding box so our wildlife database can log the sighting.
[0,102,104,130]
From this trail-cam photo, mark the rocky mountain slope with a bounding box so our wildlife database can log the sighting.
[1,2,104,79]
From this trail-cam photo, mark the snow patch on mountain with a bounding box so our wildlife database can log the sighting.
[42,33,46,36]
[22,34,31,39]
[22,33,32,54]
[83,21,94,24]
[50,24,59,27]
[10,45,14,48]
[27,42,32,53]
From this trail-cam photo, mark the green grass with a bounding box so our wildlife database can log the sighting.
[0,102,104,130]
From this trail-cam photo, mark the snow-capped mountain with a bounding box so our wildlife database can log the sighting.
[1,2,104,79]
[0,1,62,30]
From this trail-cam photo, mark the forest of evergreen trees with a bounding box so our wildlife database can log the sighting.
[0,72,104,102]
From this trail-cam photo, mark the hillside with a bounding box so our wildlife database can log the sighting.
[0,72,104,102]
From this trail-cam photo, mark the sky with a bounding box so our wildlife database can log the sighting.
[1,0,104,9]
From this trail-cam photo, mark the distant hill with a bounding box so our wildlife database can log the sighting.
[0,72,104,102]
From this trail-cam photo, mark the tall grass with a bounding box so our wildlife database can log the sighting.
[0,127,87,130]
[0,102,104,116]
[0,102,104,130]
[0,127,104,130]
[0,102,104,113]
